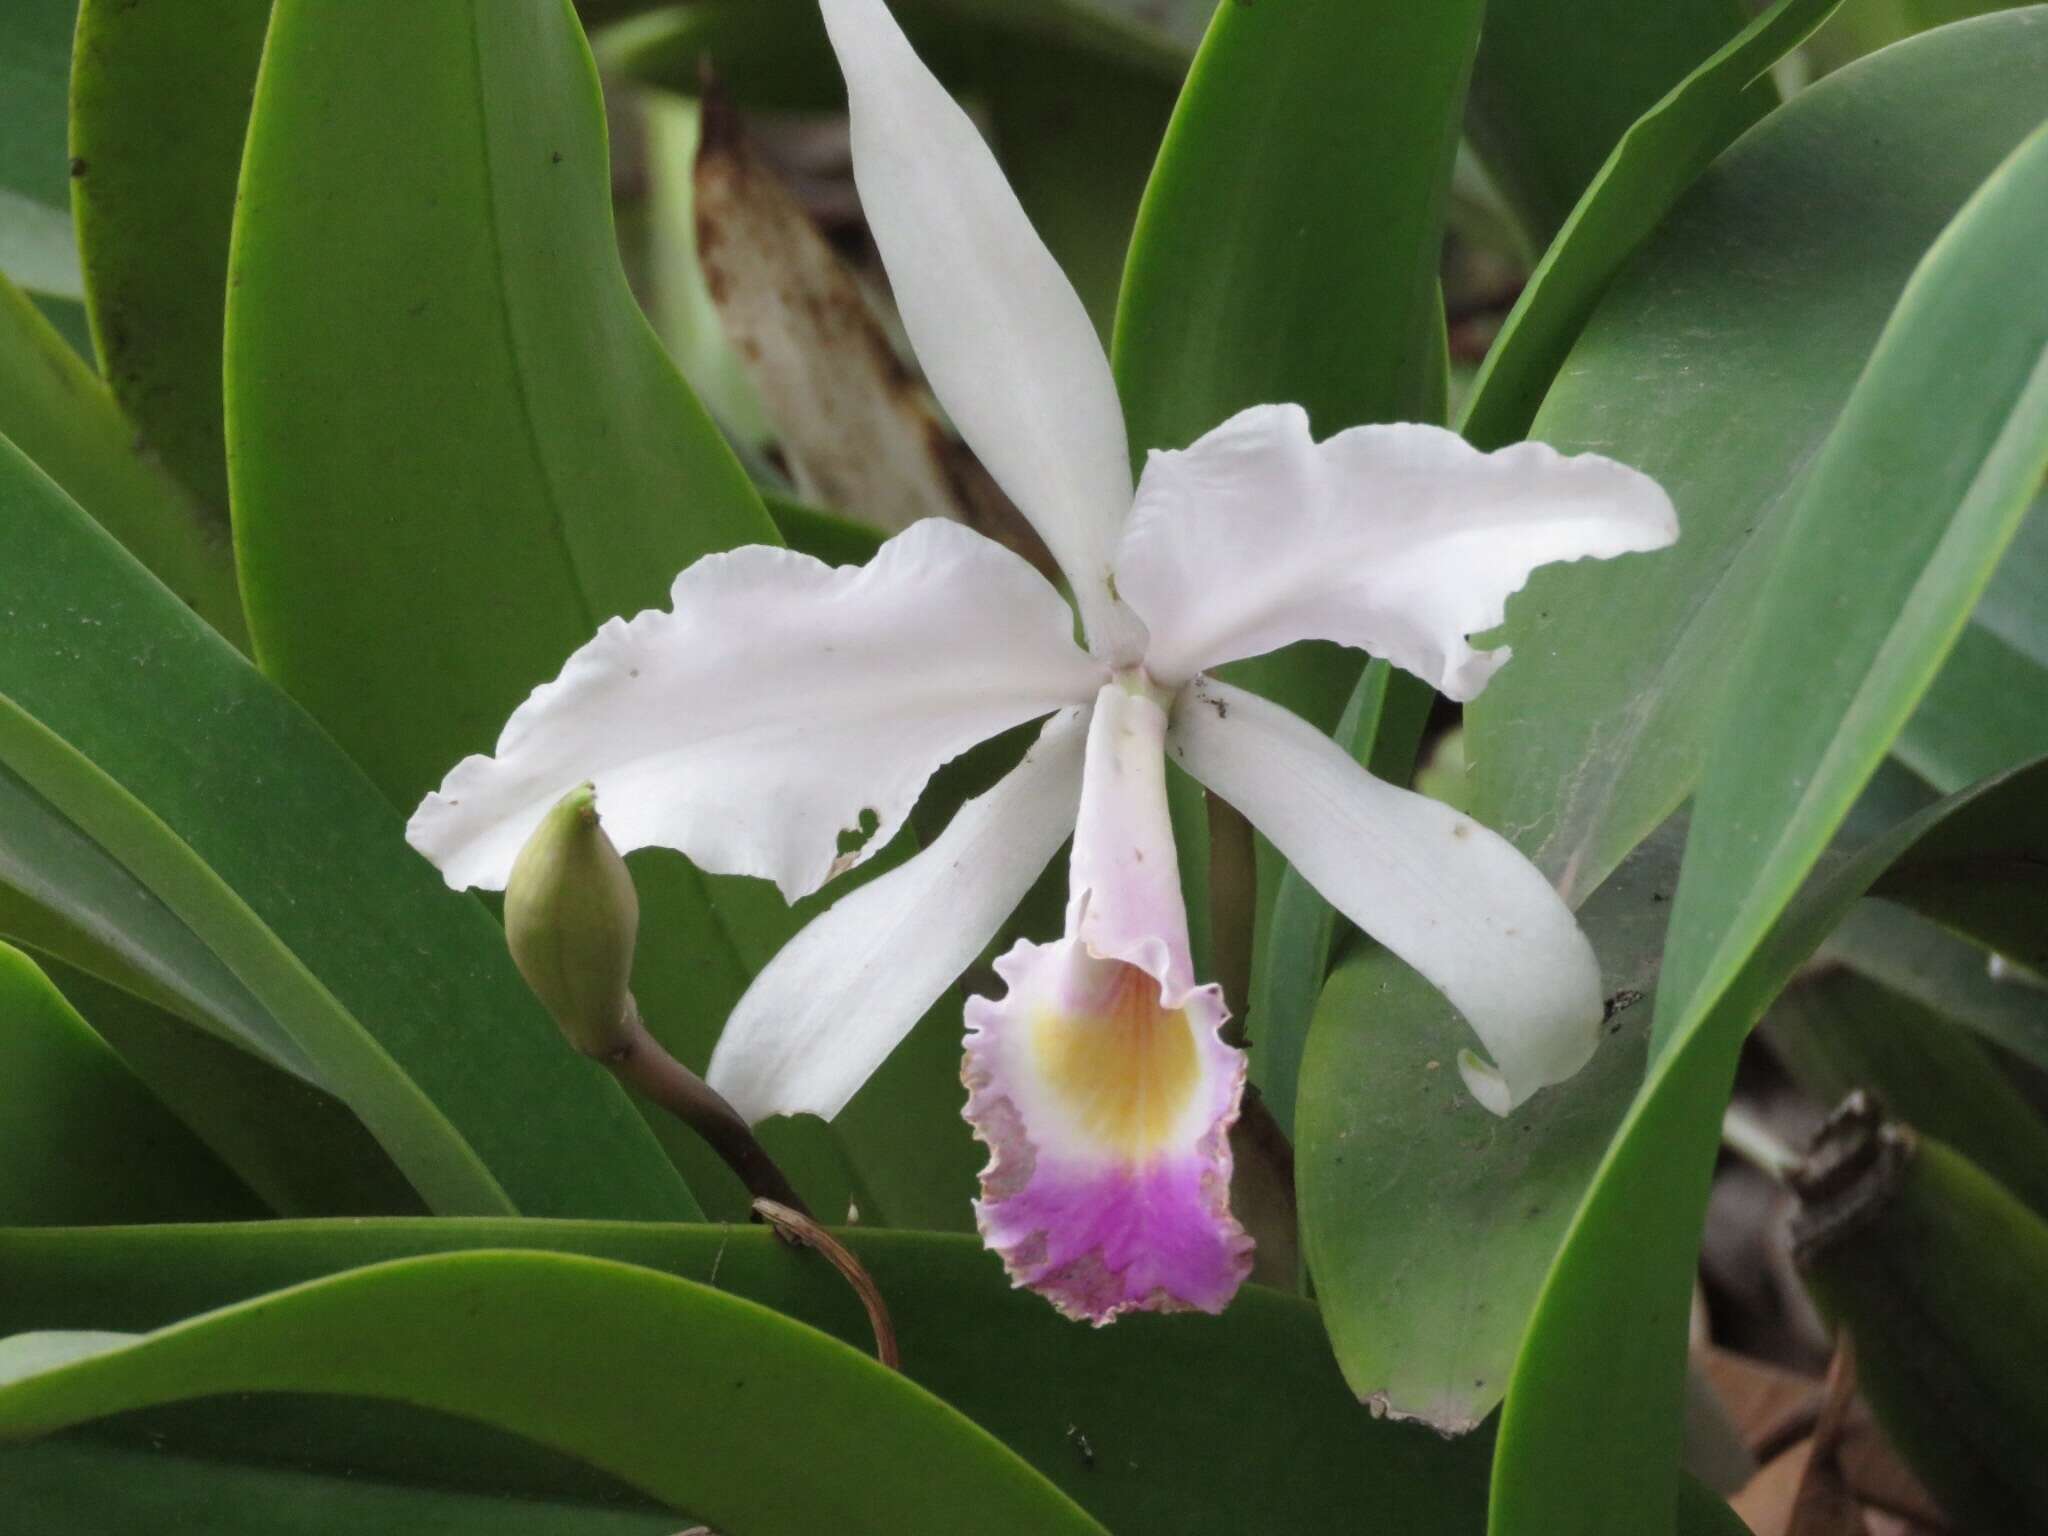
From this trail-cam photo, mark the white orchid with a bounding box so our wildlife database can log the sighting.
[407,0,1676,1323]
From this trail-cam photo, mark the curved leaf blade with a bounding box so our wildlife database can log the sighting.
[0,276,245,646]
[1492,106,2048,1534]
[1459,0,1841,450]
[0,434,699,1220]
[0,1251,1107,1536]
[1467,11,2048,898]
[0,1218,1495,1536]
[1465,0,1748,242]
[0,943,261,1226]
[70,0,273,518]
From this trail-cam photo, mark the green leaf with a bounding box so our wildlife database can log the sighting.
[0,1219,1496,1535]
[40,960,421,1219]
[0,744,299,1076]
[1110,0,1475,980]
[1459,0,1841,451]
[1114,0,1473,452]
[0,1251,1107,1536]
[0,1439,678,1536]
[1492,102,2048,1534]
[228,0,773,808]
[222,0,918,1223]
[70,0,273,517]
[1767,966,2048,1214]
[1467,12,2048,901]
[0,0,81,301]
[1491,759,2048,1536]
[1465,0,1748,242]
[1820,899,2048,1072]
[0,942,261,1225]
[0,275,246,647]
[1298,815,1682,1428]
[0,434,698,1221]
[1892,498,2048,788]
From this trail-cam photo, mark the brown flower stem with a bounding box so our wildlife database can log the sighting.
[755,1198,901,1370]
[599,1004,813,1221]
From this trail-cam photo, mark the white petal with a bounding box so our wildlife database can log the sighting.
[1116,406,1678,700]
[408,519,1101,899]
[1168,678,1603,1112]
[707,708,1089,1123]
[1066,680,1200,998]
[820,0,1142,658]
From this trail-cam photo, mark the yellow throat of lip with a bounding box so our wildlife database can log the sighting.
[1030,961,1201,1157]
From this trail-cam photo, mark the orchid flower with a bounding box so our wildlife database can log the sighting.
[407,0,1677,1324]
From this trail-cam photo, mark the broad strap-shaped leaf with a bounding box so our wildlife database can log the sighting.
[1821,899,2048,1071]
[1491,105,2048,1535]
[1459,0,1842,451]
[0,1219,1493,1536]
[1467,12,2048,900]
[1767,966,2048,1215]
[1298,816,1684,1429]
[0,0,79,302]
[224,0,961,1223]
[0,943,261,1225]
[0,1218,1757,1535]
[70,0,272,518]
[0,435,698,1221]
[1110,0,1476,968]
[0,276,244,647]
[0,752,298,1077]
[0,1439,677,1536]
[1465,0,1748,241]
[0,1251,1107,1536]
[228,0,774,807]
[38,961,421,1220]
[1114,0,1470,453]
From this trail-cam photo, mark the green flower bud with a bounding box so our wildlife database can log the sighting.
[504,784,639,1058]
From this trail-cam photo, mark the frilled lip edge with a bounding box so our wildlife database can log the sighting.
[961,935,1255,1325]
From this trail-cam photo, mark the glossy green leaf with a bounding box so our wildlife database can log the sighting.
[1114,0,1471,453]
[228,0,773,808]
[0,434,698,1221]
[1459,0,1840,451]
[1820,899,2048,1072]
[1111,0,1473,983]
[1468,12,2048,901]
[70,0,272,517]
[0,275,245,646]
[0,0,81,301]
[1493,104,2048,1533]
[0,734,299,1078]
[0,1251,1106,1535]
[1767,967,2048,1213]
[224,0,967,1225]
[1490,759,2048,1535]
[0,1439,676,1536]
[1891,500,2048,789]
[0,943,261,1225]
[1466,0,1747,242]
[41,961,420,1219]
[0,1218,1498,1534]
[1298,816,1682,1428]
